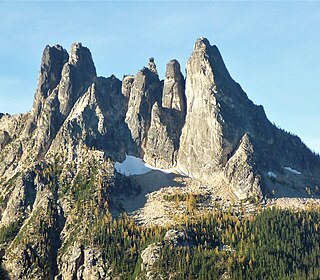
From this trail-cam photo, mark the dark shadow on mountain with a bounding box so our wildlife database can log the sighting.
[109,170,186,217]
[0,249,10,280]
[261,174,320,199]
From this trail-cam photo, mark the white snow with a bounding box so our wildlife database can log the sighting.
[267,171,277,178]
[284,166,302,175]
[115,155,175,176]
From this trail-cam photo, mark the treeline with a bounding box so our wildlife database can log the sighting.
[90,208,320,279]
[155,208,320,279]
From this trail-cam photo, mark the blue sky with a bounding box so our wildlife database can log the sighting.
[0,1,319,153]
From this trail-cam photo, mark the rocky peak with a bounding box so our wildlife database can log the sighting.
[125,63,161,150]
[162,59,186,113]
[224,133,261,199]
[177,38,268,194]
[193,36,211,52]
[177,38,226,178]
[18,42,98,164]
[122,75,134,99]
[22,44,68,138]
[147,57,158,75]
[58,42,97,117]
[143,59,186,168]
[192,37,227,77]
[144,57,186,168]
[69,42,96,79]
[38,45,69,98]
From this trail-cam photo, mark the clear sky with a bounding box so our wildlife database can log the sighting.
[0,1,319,153]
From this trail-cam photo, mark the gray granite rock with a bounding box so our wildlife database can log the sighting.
[177,37,320,198]
[143,60,186,168]
[147,57,158,75]
[125,63,162,150]
[162,59,185,113]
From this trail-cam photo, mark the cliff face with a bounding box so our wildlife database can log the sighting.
[143,59,186,168]
[0,38,319,279]
[177,37,320,199]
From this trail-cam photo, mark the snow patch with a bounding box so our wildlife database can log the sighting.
[115,155,176,176]
[284,166,302,175]
[267,171,277,178]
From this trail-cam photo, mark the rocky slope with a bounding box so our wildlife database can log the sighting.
[0,37,319,279]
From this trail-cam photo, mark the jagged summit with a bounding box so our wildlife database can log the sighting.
[69,42,96,76]
[147,57,158,75]
[1,38,319,196]
[192,37,243,100]
[194,36,210,48]
[0,38,320,279]
[39,44,69,97]
[162,59,186,113]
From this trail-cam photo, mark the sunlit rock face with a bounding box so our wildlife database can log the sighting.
[177,37,320,199]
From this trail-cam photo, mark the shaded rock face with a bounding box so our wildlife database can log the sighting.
[147,57,158,75]
[47,75,136,163]
[144,102,177,168]
[143,59,186,168]
[0,113,29,178]
[23,45,69,138]
[162,59,186,113]
[121,75,134,99]
[58,42,96,117]
[125,64,162,151]
[224,133,261,199]
[0,130,10,150]
[0,170,36,228]
[19,43,97,166]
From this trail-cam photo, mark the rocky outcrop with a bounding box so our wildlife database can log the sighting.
[177,38,229,179]
[143,102,176,168]
[58,42,96,117]
[47,75,134,163]
[140,230,190,279]
[57,243,109,280]
[147,57,158,75]
[125,61,162,150]
[224,133,261,199]
[23,44,68,138]
[14,42,97,171]
[162,59,186,113]
[143,103,184,168]
[143,60,186,168]
[0,113,29,178]
[164,229,187,246]
[0,171,36,228]
[140,243,162,280]
[121,75,134,99]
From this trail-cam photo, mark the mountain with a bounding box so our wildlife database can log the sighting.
[177,38,320,199]
[0,38,319,279]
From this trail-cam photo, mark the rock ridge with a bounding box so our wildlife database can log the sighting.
[0,37,320,279]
